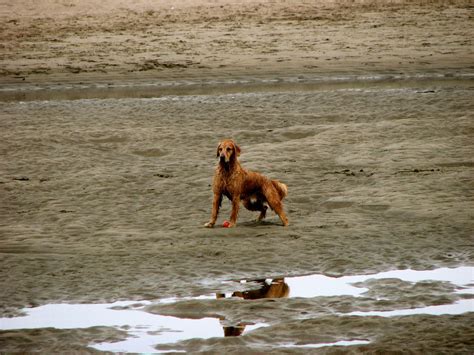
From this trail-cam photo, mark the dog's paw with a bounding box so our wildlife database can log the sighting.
[222,220,236,228]
[204,222,215,228]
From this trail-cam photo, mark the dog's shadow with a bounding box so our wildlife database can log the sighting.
[237,219,283,228]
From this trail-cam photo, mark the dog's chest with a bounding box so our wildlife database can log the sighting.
[216,171,243,195]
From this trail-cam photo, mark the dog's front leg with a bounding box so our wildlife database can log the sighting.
[205,193,222,228]
[228,195,240,227]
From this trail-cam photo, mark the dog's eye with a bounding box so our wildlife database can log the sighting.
[218,148,222,152]
[226,147,232,152]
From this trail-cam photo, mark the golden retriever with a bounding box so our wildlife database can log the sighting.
[204,139,288,228]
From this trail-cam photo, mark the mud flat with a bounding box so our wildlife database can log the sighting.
[1,0,474,353]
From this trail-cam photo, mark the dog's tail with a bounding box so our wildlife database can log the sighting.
[272,180,288,199]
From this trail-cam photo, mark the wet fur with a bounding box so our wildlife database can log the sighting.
[205,139,289,228]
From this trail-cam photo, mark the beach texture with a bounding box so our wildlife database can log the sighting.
[1,0,473,353]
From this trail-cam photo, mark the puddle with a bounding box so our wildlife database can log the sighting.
[281,340,371,348]
[1,266,472,352]
[220,266,473,317]
[220,266,473,300]
[284,266,474,298]
[0,301,267,353]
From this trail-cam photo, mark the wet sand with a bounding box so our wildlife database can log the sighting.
[1,0,474,353]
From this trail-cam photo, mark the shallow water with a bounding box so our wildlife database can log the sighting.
[1,73,471,102]
[0,301,268,353]
[281,340,371,348]
[285,266,474,298]
[1,266,472,352]
[220,266,473,301]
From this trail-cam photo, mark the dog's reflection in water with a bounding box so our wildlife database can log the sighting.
[216,278,289,337]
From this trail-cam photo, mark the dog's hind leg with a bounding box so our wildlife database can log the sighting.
[270,200,289,226]
[257,205,268,221]
[243,198,268,221]
[265,187,289,226]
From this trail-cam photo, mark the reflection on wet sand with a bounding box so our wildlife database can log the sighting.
[217,278,290,300]
[216,278,289,336]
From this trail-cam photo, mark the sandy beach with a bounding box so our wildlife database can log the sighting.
[1,0,474,353]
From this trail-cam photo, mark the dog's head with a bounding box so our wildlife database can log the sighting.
[216,139,241,164]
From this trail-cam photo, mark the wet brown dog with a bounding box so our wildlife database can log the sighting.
[204,139,288,228]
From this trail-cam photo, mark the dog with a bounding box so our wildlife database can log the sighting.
[204,139,288,228]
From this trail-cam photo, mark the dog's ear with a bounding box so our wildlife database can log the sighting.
[216,143,221,158]
[234,142,241,157]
